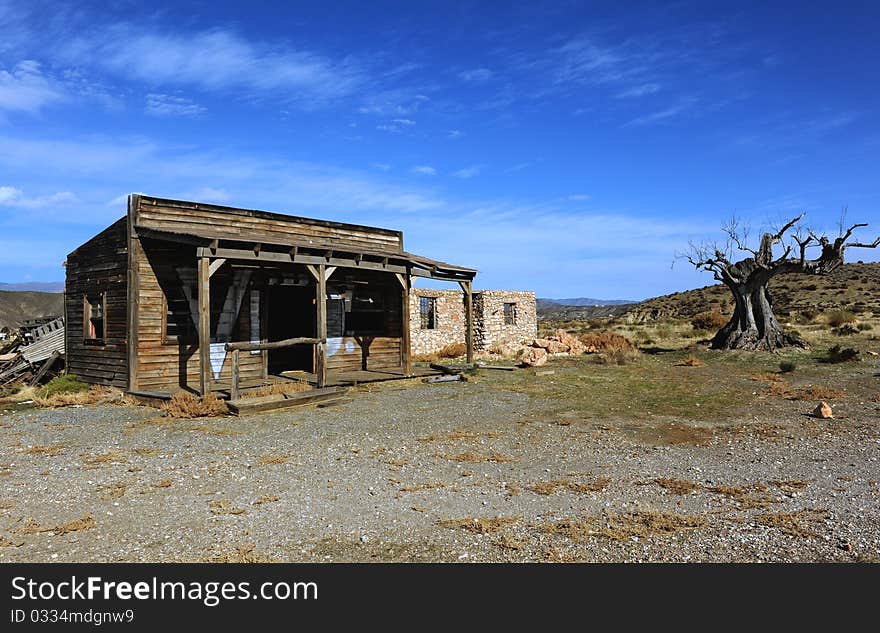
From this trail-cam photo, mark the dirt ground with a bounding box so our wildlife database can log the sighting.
[1,348,879,563]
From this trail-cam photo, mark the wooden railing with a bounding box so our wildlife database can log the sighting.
[225,337,324,399]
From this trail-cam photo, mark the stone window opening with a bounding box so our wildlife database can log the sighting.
[419,296,436,330]
[503,302,517,325]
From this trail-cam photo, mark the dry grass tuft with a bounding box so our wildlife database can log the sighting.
[208,499,246,515]
[35,386,136,408]
[705,484,775,509]
[253,495,281,505]
[765,380,845,401]
[99,482,127,500]
[21,514,96,536]
[542,510,707,542]
[770,480,811,494]
[80,450,128,469]
[154,479,173,488]
[436,515,520,535]
[675,356,704,367]
[494,534,526,551]
[22,444,65,457]
[400,482,447,492]
[654,477,701,495]
[417,429,502,443]
[529,477,610,495]
[756,509,827,537]
[161,391,228,419]
[204,544,274,563]
[434,451,516,463]
[691,310,729,331]
[242,381,311,399]
[258,454,289,465]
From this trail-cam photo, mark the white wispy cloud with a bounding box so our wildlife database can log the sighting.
[0,185,76,207]
[616,82,661,98]
[0,60,64,113]
[376,117,416,132]
[61,25,365,107]
[452,166,482,179]
[567,194,591,201]
[410,165,437,176]
[145,93,205,117]
[624,99,696,127]
[358,90,429,116]
[447,129,464,139]
[458,68,493,82]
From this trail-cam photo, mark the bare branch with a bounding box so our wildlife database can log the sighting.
[840,222,868,243]
[846,236,880,249]
[771,213,805,241]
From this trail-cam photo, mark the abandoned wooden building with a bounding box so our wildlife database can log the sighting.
[64,194,481,399]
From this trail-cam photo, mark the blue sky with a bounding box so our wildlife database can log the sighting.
[1,1,878,299]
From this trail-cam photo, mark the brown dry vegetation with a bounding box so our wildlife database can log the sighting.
[242,381,311,399]
[20,514,96,536]
[161,392,228,419]
[434,451,516,463]
[436,516,520,535]
[208,499,246,515]
[400,482,447,492]
[756,509,828,537]
[653,478,701,495]
[203,544,275,563]
[35,386,136,408]
[417,429,501,442]
[542,510,707,542]
[528,477,610,495]
[413,342,469,362]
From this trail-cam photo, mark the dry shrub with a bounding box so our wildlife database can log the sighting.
[755,509,827,537]
[825,310,857,328]
[821,345,859,364]
[417,429,502,443]
[400,482,447,492]
[769,480,810,494]
[436,515,520,535]
[691,310,729,331]
[529,477,610,495]
[204,544,274,563]
[99,482,127,500]
[434,451,516,463]
[208,499,246,515]
[578,331,637,353]
[161,391,228,418]
[154,479,173,488]
[253,495,281,505]
[594,349,641,365]
[35,385,136,408]
[654,478,701,495]
[412,342,469,362]
[242,381,311,399]
[765,381,844,401]
[542,510,706,542]
[676,356,704,367]
[494,534,526,551]
[21,514,96,536]
[22,444,65,457]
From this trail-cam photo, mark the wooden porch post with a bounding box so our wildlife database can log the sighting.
[315,263,327,388]
[397,272,412,376]
[198,256,211,396]
[460,279,474,364]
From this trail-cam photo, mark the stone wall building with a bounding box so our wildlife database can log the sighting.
[410,289,536,356]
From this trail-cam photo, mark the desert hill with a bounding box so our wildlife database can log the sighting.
[0,290,64,329]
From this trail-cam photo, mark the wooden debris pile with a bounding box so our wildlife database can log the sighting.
[0,316,65,388]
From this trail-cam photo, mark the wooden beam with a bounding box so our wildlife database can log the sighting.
[225,336,323,352]
[460,280,474,364]
[400,273,412,376]
[208,258,226,277]
[126,197,140,392]
[325,266,337,280]
[209,238,219,253]
[315,264,327,388]
[305,264,320,281]
[289,245,298,259]
[253,243,262,256]
[198,256,211,396]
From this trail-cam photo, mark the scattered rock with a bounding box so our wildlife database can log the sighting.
[813,401,833,419]
[521,347,548,367]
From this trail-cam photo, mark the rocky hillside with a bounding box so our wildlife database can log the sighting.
[0,291,64,328]
[621,262,880,322]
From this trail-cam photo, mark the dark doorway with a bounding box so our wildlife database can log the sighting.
[266,285,315,374]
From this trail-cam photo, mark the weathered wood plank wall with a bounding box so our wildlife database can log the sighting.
[64,218,129,387]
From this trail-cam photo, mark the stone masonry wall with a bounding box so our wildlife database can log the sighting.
[409,289,536,356]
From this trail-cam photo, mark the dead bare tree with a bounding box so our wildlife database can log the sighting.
[685,212,879,351]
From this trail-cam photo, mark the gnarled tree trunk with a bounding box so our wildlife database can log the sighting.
[687,213,879,352]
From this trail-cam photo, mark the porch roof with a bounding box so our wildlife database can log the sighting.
[134,225,477,282]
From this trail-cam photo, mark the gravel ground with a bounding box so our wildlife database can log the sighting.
[1,377,878,563]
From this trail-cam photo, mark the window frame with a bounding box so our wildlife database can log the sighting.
[419,296,437,330]
[82,292,107,344]
[503,302,517,326]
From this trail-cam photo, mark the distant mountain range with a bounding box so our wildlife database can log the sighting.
[0,281,64,293]
[537,297,636,307]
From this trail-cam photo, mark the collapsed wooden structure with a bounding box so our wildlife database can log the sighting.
[64,195,477,399]
[0,317,66,388]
